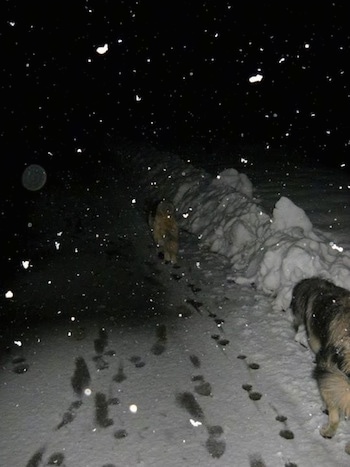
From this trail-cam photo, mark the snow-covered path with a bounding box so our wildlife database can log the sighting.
[1,144,350,466]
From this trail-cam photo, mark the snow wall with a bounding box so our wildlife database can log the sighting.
[114,141,350,311]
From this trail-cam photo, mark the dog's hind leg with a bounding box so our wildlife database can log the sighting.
[314,363,342,438]
[320,403,340,438]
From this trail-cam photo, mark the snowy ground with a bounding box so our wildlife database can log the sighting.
[1,141,350,467]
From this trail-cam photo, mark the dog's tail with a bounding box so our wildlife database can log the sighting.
[314,350,350,418]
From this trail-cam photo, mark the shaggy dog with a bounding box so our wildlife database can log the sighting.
[291,277,350,439]
[148,200,179,264]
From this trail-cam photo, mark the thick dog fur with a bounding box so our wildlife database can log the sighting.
[291,277,350,439]
[148,200,179,264]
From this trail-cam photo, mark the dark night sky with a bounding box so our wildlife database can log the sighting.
[1,1,350,170]
[1,1,350,282]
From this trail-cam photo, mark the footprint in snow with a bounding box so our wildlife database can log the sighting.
[249,454,267,467]
[218,338,230,346]
[279,429,295,440]
[71,356,91,397]
[213,317,230,347]
[276,414,295,440]
[114,429,128,440]
[206,425,226,458]
[93,328,111,370]
[12,355,30,374]
[56,400,83,430]
[271,404,295,441]
[189,354,201,368]
[249,362,260,370]
[211,334,230,347]
[193,378,212,397]
[189,354,214,396]
[95,392,114,428]
[242,384,262,401]
[189,355,213,396]
[113,361,127,383]
[187,283,202,294]
[237,354,261,371]
[185,298,203,313]
[175,392,225,458]
[129,355,146,368]
[176,391,205,422]
[94,328,109,354]
[170,272,183,281]
[26,447,45,467]
[26,448,67,467]
[214,318,225,326]
[46,452,66,465]
[151,324,167,355]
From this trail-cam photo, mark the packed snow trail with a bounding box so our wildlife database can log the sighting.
[0,144,349,466]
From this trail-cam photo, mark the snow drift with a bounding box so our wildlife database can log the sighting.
[114,141,350,311]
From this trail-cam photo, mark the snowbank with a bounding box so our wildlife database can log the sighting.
[116,142,350,310]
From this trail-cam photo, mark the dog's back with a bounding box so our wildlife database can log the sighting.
[291,277,350,352]
[291,278,337,341]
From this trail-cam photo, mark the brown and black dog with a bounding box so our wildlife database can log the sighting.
[148,200,179,264]
[291,277,350,440]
